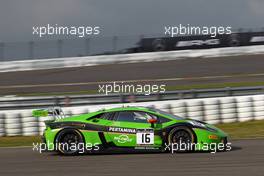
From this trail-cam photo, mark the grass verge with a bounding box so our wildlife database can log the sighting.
[0,120,264,147]
[166,81,264,91]
[0,136,41,147]
[15,81,264,97]
[216,120,264,139]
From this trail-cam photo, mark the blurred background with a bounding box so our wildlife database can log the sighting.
[0,1,264,175]
[0,0,264,134]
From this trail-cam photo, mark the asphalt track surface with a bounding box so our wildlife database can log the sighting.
[0,54,264,95]
[0,139,263,176]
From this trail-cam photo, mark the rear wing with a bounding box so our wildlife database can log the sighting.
[32,107,65,120]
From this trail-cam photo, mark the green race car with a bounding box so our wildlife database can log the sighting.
[33,106,230,155]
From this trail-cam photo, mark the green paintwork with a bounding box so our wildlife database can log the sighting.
[32,109,49,117]
[39,106,228,152]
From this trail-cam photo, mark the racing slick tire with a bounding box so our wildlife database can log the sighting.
[55,129,84,156]
[167,126,196,153]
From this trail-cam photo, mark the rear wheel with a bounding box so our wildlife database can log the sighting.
[168,127,195,152]
[55,129,84,155]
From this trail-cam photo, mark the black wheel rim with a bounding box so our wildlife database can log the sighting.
[58,133,80,154]
[172,130,192,144]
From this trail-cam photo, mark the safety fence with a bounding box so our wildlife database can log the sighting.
[0,94,264,137]
[1,45,264,73]
[1,30,264,62]
[1,86,264,110]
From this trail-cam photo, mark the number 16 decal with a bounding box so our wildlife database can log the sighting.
[137,129,154,145]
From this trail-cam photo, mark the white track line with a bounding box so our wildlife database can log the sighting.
[1,73,264,89]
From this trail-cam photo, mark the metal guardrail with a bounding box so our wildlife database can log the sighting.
[0,86,264,110]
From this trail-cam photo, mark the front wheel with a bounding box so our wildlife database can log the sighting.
[167,127,195,153]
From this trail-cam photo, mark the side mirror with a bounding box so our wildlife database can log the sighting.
[148,118,157,124]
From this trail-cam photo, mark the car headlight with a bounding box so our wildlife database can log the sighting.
[188,120,218,132]
[188,120,206,128]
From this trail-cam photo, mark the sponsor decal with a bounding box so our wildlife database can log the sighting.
[135,146,159,150]
[114,135,132,143]
[229,33,240,46]
[176,39,220,47]
[108,127,136,134]
[250,36,264,43]
[152,38,166,51]
[208,135,218,140]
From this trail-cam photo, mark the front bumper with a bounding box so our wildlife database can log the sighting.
[193,128,229,151]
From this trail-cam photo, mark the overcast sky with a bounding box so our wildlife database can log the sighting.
[0,0,264,42]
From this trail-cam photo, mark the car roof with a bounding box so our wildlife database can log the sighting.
[101,106,153,112]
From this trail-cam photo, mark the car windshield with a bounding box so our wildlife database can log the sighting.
[149,107,184,120]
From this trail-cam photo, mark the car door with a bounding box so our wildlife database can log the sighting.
[106,111,163,148]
